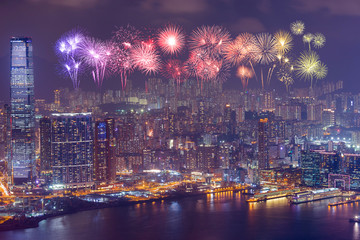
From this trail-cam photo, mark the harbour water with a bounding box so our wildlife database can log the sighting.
[1,191,359,240]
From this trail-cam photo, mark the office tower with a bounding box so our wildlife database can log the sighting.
[54,89,60,107]
[10,37,35,184]
[94,118,116,183]
[39,117,51,173]
[258,118,269,169]
[51,113,94,188]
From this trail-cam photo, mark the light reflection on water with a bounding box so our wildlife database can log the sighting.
[1,191,360,240]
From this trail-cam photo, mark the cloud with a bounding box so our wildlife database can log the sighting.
[293,0,360,16]
[26,0,103,8]
[230,18,265,33]
[140,0,208,14]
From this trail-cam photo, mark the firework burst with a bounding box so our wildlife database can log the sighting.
[189,25,231,59]
[80,37,112,87]
[56,28,85,89]
[237,65,254,90]
[251,33,277,65]
[294,50,320,82]
[274,30,293,54]
[314,61,327,79]
[312,33,326,49]
[131,43,161,75]
[111,25,143,89]
[157,25,185,55]
[162,59,188,84]
[290,21,305,35]
[224,33,255,66]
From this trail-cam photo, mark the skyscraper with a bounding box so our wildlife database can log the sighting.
[51,113,94,188]
[39,117,51,174]
[10,37,35,184]
[94,118,116,184]
[258,118,269,169]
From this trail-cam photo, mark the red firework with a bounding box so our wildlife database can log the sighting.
[237,65,254,90]
[162,59,187,84]
[157,25,185,55]
[224,33,255,66]
[131,43,161,75]
[189,25,231,58]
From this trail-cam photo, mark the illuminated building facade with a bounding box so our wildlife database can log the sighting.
[94,118,116,183]
[258,118,269,169]
[51,113,94,188]
[40,117,51,173]
[10,37,35,184]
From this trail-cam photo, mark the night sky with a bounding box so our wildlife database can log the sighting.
[0,0,359,101]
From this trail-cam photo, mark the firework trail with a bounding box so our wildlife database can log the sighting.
[111,25,142,89]
[277,57,294,91]
[80,37,111,87]
[237,65,254,90]
[250,33,277,88]
[162,59,187,85]
[56,28,85,89]
[157,25,185,55]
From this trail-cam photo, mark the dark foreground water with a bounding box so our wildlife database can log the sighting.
[1,192,360,240]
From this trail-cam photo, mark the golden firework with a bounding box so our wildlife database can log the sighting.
[312,33,326,49]
[274,30,293,54]
[290,21,305,35]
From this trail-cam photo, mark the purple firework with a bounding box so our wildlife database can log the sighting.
[56,29,85,89]
[80,37,112,87]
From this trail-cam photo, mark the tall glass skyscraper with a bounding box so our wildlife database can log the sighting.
[10,37,35,184]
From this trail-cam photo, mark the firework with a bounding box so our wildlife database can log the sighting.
[80,37,111,87]
[294,50,320,81]
[312,33,326,49]
[189,25,231,59]
[314,61,328,79]
[131,43,161,75]
[290,21,305,35]
[237,65,254,90]
[251,33,277,65]
[56,28,85,89]
[111,25,143,89]
[162,59,187,85]
[213,60,230,84]
[303,33,314,43]
[224,33,255,66]
[157,25,185,55]
[113,25,142,49]
[274,30,293,54]
[277,60,294,91]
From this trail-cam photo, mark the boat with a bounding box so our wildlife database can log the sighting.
[290,188,342,204]
[349,216,360,223]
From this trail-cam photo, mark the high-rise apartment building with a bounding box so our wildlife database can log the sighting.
[258,118,269,169]
[94,118,116,183]
[51,113,94,188]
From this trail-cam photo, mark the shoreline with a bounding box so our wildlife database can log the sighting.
[0,188,249,232]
